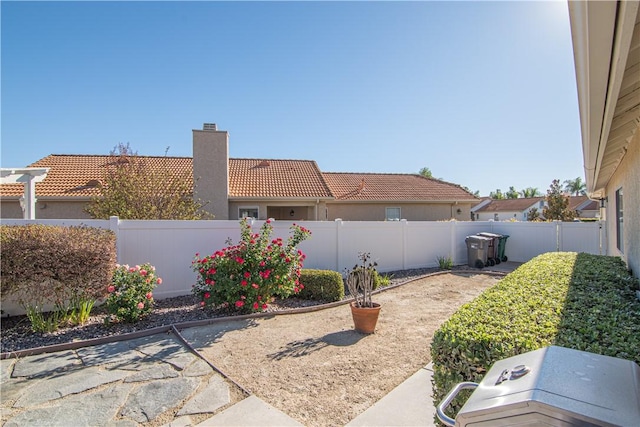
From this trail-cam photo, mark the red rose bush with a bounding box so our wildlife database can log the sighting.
[192,219,311,314]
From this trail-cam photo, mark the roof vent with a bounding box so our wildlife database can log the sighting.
[258,160,270,167]
[203,123,217,131]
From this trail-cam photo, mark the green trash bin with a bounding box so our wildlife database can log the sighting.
[478,232,509,263]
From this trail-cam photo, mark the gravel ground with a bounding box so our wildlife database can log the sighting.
[0,267,464,354]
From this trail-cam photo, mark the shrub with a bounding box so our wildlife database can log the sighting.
[298,269,344,302]
[105,263,162,323]
[436,255,453,270]
[430,252,640,419]
[0,224,116,331]
[192,219,311,314]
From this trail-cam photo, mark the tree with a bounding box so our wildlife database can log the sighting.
[490,189,505,199]
[418,167,433,178]
[563,177,586,196]
[462,186,480,197]
[526,207,541,221]
[505,186,519,199]
[520,187,542,198]
[543,179,577,221]
[85,143,211,220]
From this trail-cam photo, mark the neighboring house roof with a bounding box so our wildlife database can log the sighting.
[229,158,333,199]
[567,195,599,211]
[0,154,193,199]
[321,173,477,202]
[1,154,476,203]
[474,197,544,213]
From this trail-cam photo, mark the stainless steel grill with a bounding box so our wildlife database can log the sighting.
[437,346,640,426]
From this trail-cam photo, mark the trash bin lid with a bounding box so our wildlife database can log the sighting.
[465,235,493,242]
[478,232,501,238]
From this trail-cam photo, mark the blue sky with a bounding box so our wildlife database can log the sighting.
[1,0,582,197]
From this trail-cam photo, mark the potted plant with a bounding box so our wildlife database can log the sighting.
[346,252,381,334]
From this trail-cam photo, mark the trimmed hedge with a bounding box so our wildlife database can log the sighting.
[298,269,344,302]
[0,224,117,307]
[431,252,640,419]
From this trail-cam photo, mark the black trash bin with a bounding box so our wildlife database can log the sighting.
[464,235,492,269]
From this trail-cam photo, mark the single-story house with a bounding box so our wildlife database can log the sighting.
[568,0,639,276]
[471,195,599,221]
[472,197,546,221]
[0,124,478,221]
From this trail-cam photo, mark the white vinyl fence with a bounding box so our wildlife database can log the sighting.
[1,218,607,314]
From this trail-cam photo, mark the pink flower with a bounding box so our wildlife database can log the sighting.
[107,285,115,293]
[204,292,210,299]
[235,300,244,308]
[140,269,148,276]
[244,272,251,278]
[137,302,145,309]
[251,283,259,289]
[262,304,268,310]
[157,278,163,285]
[241,280,248,287]
[253,302,259,310]
[200,301,205,307]
[145,292,153,299]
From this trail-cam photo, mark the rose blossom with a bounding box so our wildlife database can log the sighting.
[145,292,153,300]
[235,300,244,308]
[107,285,115,293]
[157,278,162,285]
[137,302,145,309]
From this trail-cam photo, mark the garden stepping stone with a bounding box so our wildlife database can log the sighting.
[13,366,130,407]
[161,415,194,427]
[11,350,82,378]
[177,374,230,416]
[123,363,179,382]
[4,383,133,427]
[0,359,15,382]
[128,334,197,370]
[76,341,144,367]
[0,376,41,404]
[120,377,200,423]
[183,358,214,377]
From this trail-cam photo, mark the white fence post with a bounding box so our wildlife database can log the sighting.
[401,219,408,270]
[335,219,342,273]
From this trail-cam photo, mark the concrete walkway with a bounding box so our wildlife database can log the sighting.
[1,264,520,426]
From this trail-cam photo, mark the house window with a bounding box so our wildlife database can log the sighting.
[386,207,401,221]
[615,188,623,252]
[494,213,499,221]
[239,207,259,219]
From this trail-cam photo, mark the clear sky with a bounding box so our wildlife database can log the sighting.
[1,0,583,197]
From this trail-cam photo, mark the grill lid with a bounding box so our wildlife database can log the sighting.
[457,346,640,426]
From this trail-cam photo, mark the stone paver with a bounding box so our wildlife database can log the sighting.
[11,350,82,378]
[177,375,230,416]
[120,377,200,423]
[1,332,234,427]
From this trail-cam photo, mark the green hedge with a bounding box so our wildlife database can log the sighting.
[298,269,344,302]
[0,224,117,307]
[431,252,640,419]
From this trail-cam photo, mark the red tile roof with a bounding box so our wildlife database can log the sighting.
[228,159,333,199]
[0,155,193,198]
[475,197,544,212]
[1,155,478,203]
[322,173,477,202]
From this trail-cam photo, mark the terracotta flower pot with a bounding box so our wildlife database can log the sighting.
[350,302,381,334]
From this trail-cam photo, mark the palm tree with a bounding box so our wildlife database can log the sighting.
[563,177,586,196]
[520,187,542,198]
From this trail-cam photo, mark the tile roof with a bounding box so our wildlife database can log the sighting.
[1,155,478,203]
[475,197,544,212]
[228,159,333,199]
[321,172,477,202]
[0,155,193,198]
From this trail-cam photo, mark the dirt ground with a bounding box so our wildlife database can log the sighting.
[196,271,502,427]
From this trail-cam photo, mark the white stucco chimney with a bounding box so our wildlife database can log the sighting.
[193,123,229,219]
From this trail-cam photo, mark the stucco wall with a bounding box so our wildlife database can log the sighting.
[227,202,328,221]
[193,128,229,220]
[605,126,639,278]
[326,202,471,221]
[1,200,92,219]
